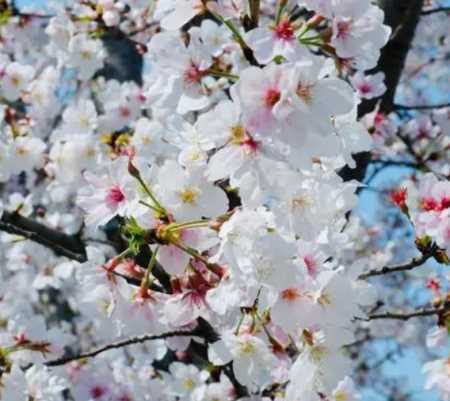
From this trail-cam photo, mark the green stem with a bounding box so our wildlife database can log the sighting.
[255,312,282,348]
[135,175,166,215]
[173,242,210,265]
[208,69,239,81]
[172,242,220,275]
[297,24,311,40]
[234,313,246,335]
[139,200,161,213]
[141,246,159,290]
[299,36,324,47]
[2,345,18,355]
[299,34,323,43]
[275,0,286,25]
[169,220,211,232]
[213,12,249,50]
[117,248,131,260]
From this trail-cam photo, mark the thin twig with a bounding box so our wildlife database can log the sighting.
[421,7,450,15]
[394,102,450,111]
[44,330,197,366]
[0,219,86,263]
[371,159,421,169]
[365,307,446,321]
[359,250,435,279]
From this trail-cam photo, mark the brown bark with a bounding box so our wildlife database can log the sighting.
[0,211,87,262]
[339,0,425,183]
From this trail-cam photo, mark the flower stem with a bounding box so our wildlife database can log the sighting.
[141,246,159,290]
[139,200,161,213]
[135,175,166,215]
[208,68,239,81]
[275,0,287,25]
[172,242,220,275]
[169,220,211,232]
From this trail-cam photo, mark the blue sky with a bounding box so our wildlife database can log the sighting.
[16,0,47,8]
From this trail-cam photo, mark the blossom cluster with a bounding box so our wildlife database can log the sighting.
[0,1,448,401]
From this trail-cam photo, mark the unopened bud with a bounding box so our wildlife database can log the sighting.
[434,249,450,265]
[128,159,140,179]
[306,14,325,29]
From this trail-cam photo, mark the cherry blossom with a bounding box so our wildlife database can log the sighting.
[0,2,447,401]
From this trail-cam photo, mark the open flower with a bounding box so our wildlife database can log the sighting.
[156,160,228,222]
[77,158,137,227]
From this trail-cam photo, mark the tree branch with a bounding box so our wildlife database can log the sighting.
[359,249,436,279]
[0,213,174,291]
[421,7,450,16]
[44,330,197,367]
[0,211,87,262]
[366,307,446,321]
[248,0,261,28]
[394,102,450,111]
[370,159,421,169]
[339,0,425,183]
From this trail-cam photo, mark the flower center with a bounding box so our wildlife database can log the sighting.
[10,74,21,87]
[184,62,205,84]
[230,125,246,145]
[90,385,107,399]
[358,83,372,95]
[179,187,200,205]
[281,287,301,301]
[119,106,131,118]
[238,339,256,355]
[15,146,28,156]
[318,292,331,305]
[81,50,92,60]
[264,87,281,108]
[242,136,260,155]
[296,82,314,104]
[421,196,450,212]
[274,18,295,41]
[183,378,195,390]
[291,195,314,211]
[106,185,126,206]
[336,20,352,40]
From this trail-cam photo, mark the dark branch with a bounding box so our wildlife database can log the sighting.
[421,7,450,15]
[0,213,174,291]
[44,330,197,367]
[396,132,448,179]
[370,159,421,169]
[375,0,425,114]
[394,102,450,111]
[339,0,425,183]
[0,211,87,262]
[366,307,446,321]
[359,249,436,279]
